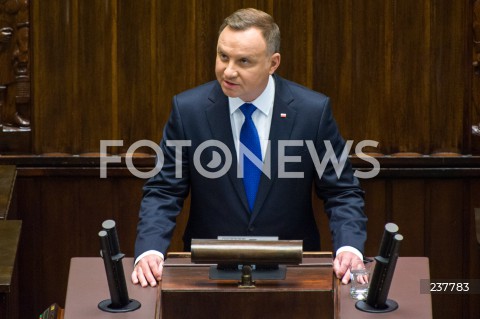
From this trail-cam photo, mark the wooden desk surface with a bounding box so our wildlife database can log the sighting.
[64,258,158,319]
[64,257,432,319]
[339,257,432,319]
[0,220,22,293]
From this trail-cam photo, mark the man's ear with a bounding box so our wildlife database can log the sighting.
[269,53,281,74]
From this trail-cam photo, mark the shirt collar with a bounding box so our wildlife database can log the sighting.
[229,75,275,116]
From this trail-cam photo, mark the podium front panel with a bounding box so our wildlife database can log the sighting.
[161,257,335,319]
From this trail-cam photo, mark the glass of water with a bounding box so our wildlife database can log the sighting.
[350,268,371,300]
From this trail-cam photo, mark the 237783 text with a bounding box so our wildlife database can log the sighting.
[420,279,480,294]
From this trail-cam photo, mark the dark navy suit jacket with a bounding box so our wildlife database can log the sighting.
[134,75,367,259]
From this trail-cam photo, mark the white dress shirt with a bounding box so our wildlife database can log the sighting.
[229,75,275,161]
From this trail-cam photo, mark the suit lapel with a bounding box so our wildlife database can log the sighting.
[250,76,297,223]
[204,84,251,213]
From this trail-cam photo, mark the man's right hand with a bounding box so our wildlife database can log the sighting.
[131,254,164,287]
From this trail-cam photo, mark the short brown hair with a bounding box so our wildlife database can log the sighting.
[219,8,280,54]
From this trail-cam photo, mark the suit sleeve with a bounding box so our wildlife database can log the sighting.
[134,97,190,259]
[313,98,367,255]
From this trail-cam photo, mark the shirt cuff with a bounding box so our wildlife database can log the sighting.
[336,246,363,261]
[134,250,165,266]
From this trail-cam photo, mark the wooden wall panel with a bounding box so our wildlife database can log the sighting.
[311,0,469,155]
[427,180,466,319]
[274,0,313,88]
[74,1,116,153]
[349,1,390,150]
[390,0,432,154]
[429,1,466,154]
[32,0,118,153]
[391,180,427,256]
[116,1,196,152]
[312,1,391,151]
[312,0,353,143]
[31,0,76,153]
[426,180,465,278]
[25,0,472,155]
[362,179,388,256]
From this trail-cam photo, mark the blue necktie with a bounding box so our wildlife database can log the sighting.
[240,103,262,211]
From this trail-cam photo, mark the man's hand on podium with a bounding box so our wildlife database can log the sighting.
[130,251,365,287]
[333,251,365,285]
[131,254,164,287]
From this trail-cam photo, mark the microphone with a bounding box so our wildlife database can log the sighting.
[98,220,141,313]
[356,222,403,313]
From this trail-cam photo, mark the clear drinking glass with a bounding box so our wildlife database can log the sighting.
[350,268,371,300]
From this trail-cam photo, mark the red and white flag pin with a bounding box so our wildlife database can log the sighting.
[280,113,287,118]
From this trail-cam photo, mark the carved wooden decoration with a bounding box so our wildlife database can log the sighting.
[0,0,30,132]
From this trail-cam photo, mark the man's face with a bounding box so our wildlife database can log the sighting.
[215,26,280,102]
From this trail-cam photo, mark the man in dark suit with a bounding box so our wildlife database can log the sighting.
[132,8,367,288]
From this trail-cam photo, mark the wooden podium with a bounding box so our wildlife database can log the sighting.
[160,252,336,319]
[63,256,432,319]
